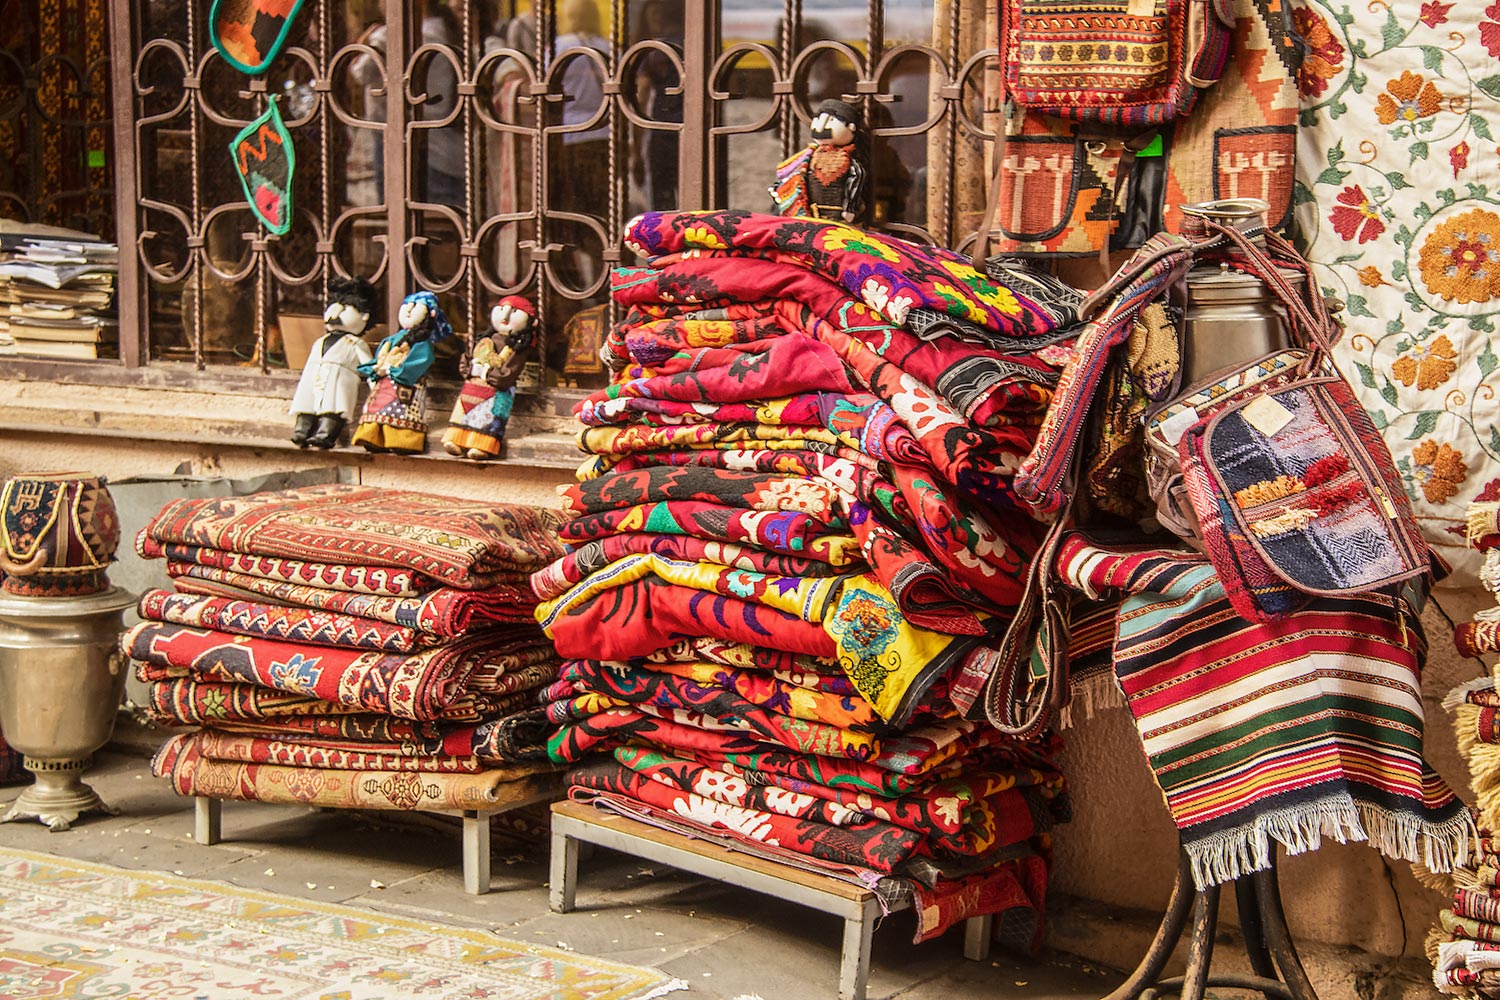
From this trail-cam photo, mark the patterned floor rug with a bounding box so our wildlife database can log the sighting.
[0,847,681,1000]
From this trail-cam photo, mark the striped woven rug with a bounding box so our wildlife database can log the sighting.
[1057,533,1473,888]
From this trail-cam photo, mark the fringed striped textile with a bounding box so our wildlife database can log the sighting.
[1057,533,1472,889]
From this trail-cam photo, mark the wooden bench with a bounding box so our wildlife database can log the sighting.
[192,784,558,895]
[548,800,994,1000]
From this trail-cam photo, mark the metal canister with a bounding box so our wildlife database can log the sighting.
[1179,198,1305,384]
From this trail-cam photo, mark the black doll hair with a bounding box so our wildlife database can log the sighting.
[330,276,379,321]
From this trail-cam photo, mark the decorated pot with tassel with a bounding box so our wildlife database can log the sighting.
[0,473,121,598]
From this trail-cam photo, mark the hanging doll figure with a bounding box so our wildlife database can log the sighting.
[442,295,536,460]
[769,98,868,225]
[290,276,377,449]
[352,290,452,453]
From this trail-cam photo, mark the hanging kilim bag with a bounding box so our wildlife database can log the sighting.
[211,0,307,76]
[229,95,295,236]
[1001,0,1235,126]
[1167,222,1429,621]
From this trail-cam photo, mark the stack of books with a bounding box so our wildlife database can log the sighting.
[0,231,118,360]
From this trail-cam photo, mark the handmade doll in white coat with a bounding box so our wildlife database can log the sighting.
[290,277,377,449]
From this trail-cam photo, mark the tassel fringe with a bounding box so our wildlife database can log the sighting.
[1183,795,1475,890]
[1415,859,1458,895]
[1059,670,1128,729]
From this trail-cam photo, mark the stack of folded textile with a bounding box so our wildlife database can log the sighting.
[125,484,568,812]
[1431,678,1500,995]
[1455,501,1500,658]
[530,210,1075,952]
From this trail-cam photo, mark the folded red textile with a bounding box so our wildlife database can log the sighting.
[124,621,497,720]
[560,468,844,523]
[603,447,885,495]
[623,210,1062,335]
[559,657,882,736]
[463,655,558,696]
[910,856,1049,950]
[208,714,441,741]
[586,331,855,403]
[530,533,842,601]
[571,655,857,696]
[153,732,561,810]
[140,538,440,595]
[166,563,537,632]
[558,502,856,565]
[538,575,837,660]
[140,589,443,653]
[577,392,873,430]
[141,484,565,587]
[569,762,922,872]
[605,307,787,366]
[194,729,484,773]
[645,637,838,672]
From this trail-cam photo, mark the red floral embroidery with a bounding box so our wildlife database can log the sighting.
[1329,185,1385,244]
[1483,1,1500,59]
[1420,0,1453,27]
[1293,7,1345,98]
[1452,141,1471,179]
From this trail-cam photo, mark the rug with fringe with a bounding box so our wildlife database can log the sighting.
[1055,533,1472,889]
[0,847,682,1000]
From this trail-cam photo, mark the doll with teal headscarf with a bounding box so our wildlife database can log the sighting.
[352,291,452,453]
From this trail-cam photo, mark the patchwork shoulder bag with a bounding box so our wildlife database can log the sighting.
[1156,222,1429,622]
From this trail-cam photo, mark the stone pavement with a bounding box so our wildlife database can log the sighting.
[0,750,1121,1000]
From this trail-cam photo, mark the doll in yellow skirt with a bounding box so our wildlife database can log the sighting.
[352,291,451,453]
[442,296,535,460]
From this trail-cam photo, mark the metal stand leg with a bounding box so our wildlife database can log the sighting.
[1236,872,1277,979]
[1104,851,1196,1000]
[1102,845,1317,1000]
[839,897,878,1000]
[963,914,993,961]
[549,827,579,913]
[1255,856,1317,1000]
[194,797,221,846]
[1176,883,1221,1000]
[462,810,491,896]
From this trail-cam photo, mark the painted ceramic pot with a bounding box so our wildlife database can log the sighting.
[0,473,121,598]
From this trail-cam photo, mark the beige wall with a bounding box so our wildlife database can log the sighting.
[3,374,1488,973]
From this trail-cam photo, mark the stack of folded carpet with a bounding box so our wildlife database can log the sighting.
[1431,502,1500,995]
[1455,501,1500,658]
[124,484,569,812]
[1431,678,1500,995]
[530,210,1075,952]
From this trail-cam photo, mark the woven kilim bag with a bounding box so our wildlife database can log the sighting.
[1002,0,1234,126]
[1166,222,1429,621]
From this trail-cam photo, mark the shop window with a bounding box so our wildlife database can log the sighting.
[8,0,995,436]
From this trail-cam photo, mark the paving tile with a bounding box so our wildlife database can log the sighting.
[6,750,1121,1000]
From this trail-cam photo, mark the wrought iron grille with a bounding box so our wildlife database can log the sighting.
[63,0,998,394]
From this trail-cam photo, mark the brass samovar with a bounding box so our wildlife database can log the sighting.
[0,473,131,830]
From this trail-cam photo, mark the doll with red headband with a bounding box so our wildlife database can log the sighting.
[442,295,536,460]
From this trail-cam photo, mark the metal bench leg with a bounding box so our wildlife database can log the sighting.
[963,914,993,961]
[194,797,221,846]
[839,898,878,1000]
[462,811,491,895]
[549,826,579,913]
